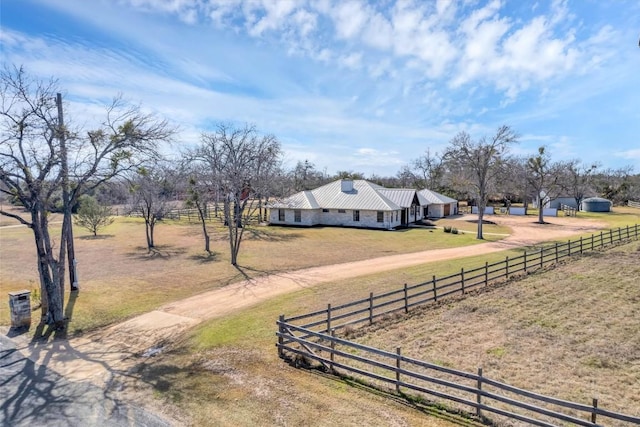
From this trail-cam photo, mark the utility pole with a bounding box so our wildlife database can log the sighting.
[56,93,79,291]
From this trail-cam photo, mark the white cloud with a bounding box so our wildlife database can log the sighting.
[339,52,363,70]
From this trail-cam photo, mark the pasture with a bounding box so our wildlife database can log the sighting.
[0,206,638,425]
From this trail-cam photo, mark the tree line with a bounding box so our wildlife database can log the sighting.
[1,66,639,329]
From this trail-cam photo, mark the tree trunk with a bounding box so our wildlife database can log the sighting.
[538,207,544,224]
[31,206,65,326]
[145,219,154,250]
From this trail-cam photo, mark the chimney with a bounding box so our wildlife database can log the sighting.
[341,179,354,192]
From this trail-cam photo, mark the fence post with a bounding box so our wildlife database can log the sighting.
[600,231,604,248]
[369,292,374,325]
[330,329,336,372]
[404,283,408,313]
[505,256,509,278]
[591,234,594,251]
[609,229,613,245]
[591,398,598,424]
[461,268,466,294]
[485,262,488,286]
[524,251,527,273]
[580,236,583,254]
[539,247,544,269]
[432,275,437,302]
[327,304,332,333]
[278,314,284,359]
[477,367,483,418]
[396,347,401,393]
[627,225,630,239]
[555,243,558,262]
[568,240,571,256]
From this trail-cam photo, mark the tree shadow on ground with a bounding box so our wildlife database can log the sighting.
[125,245,188,261]
[188,251,220,264]
[78,234,114,240]
[243,227,303,242]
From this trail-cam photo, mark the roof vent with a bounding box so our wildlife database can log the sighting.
[341,179,354,192]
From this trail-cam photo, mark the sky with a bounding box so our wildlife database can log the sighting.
[2,0,639,177]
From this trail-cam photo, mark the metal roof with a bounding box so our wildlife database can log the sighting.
[269,180,401,211]
[377,189,420,208]
[417,189,458,204]
[271,180,458,211]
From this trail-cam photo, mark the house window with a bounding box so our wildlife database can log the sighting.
[377,211,384,223]
[395,211,398,221]
[338,209,346,213]
[278,209,285,221]
[294,210,301,223]
[353,210,360,222]
[322,209,329,213]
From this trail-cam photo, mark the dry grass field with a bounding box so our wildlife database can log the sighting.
[348,240,640,423]
[0,206,506,333]
[1,205,638,426]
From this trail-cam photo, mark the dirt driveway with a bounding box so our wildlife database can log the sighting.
[3,214,607,407]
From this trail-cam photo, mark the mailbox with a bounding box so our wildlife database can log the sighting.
[8,290,31,328]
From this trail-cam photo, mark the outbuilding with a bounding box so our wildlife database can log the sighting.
[580,197,612,212]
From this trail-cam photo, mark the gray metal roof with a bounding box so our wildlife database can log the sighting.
[271,180,458,211]
[377,189,420,208]
[269,190,320,209]
[269,180,401,211]
[418,189,458,204]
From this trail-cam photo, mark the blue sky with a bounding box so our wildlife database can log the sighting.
[2,0,639,176]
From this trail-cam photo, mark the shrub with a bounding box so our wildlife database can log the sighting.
[451,228,459,234]
[443,226,452,233]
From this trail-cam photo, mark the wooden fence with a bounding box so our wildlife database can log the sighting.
[277,224,640,426]
[560,203,578,217]
[628,200,640,209]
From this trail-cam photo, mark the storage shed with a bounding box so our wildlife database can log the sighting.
[580,197,612,212]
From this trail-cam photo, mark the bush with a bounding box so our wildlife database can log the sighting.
[443,226,452,233]
[451,228,459,234]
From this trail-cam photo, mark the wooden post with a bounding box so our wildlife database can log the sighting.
[555,243,558,262]
[461,268,465,294]
[484,262,488,286]
[327,304,332,333]
[591,234,594,251]
[600,231,604,248]
[568,240,571,256]
[537,247,542,269]
[432,275,437,302]
[403,283,408,313]
[591,398,598,424]
[330,329,336,372]
[369,292,374,325]
[396,347,401,393]
[505,256,509,278]
[627,225,630,239]
[477,367,483,418]
[278,315,284,359]
[580,236,583,254]
[524,251,527,273]
[609,228,613,245]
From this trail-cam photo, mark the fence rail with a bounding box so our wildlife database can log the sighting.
[628,200,640,209]
[277,224,640,426]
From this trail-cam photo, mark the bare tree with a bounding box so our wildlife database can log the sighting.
[566,160,599,208]
[412,148,444,190]
[0,66,173,326]
[527,146,567,224]
[444,126,518,239]
[185,167,214,253]
[129,166,174,251]
[196,123,281,265]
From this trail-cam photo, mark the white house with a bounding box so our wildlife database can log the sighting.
[417,189,459,218]
[268,179,403,230]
